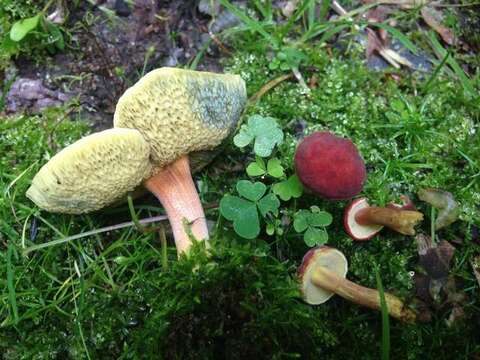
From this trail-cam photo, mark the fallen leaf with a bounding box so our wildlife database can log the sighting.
[418,188,460,230]
[421,6,456,45]
[281,0,300,17]
[445,304,465,327]
[471,256,480,287]
[416,236,455,279]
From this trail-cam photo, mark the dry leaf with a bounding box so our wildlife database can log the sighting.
[471,256,480,287]
[416,234,455,279]
[421,6,456,45]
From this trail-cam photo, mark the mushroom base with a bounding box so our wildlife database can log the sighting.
[145,155,209,255]
[311,266,416,323]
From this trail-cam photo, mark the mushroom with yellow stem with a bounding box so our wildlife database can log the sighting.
[27,67,247,256]
[298,246,416,323]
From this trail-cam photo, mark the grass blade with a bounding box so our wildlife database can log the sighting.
[23,215,168,255]
[422,50,450,94]
[319,0,332,21]
[7,242,19,324]
[280,0,315,41]
[425,31,476,96]
[375,267,390,360]
[217,0,276,45]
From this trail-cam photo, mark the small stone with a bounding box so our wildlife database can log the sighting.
[115,0,131,17]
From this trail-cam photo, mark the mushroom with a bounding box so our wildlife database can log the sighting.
[27,128,152,213]
[298,246,416,322]
[344,197,424,241]
[113,67,246,254]
[27,67,246,255]
[294,131,366,200]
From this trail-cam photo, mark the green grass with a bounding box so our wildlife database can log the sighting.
[1,1,480,358]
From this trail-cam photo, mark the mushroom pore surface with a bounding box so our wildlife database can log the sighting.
[113,67,247,169]
[298,246,348,305]
[295,132,366,200]
[26,128,152,214]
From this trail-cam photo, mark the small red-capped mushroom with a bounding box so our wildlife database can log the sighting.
[294,132,366,200]
[344,198,424,241]
[298,246,416,322]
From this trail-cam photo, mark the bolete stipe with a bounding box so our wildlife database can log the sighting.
[344,197,424,241]
[294,131,366,200]
[27,67,247,255]
[298,246,416,322]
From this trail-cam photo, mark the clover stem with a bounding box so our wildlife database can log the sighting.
[144,155,209,256]
[311,266,416,323]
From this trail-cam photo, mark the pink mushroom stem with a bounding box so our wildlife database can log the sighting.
[144,155,209,255]
[311,266,416,323]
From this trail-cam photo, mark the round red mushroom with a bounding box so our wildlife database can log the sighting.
[294,132,366,200]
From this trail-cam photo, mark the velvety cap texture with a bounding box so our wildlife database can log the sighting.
[27,128,152,214]
[295,131,366,200]
[113,67,247,168]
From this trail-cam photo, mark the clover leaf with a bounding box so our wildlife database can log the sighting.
[10,14,41,42]
[272,174,303,201]
[246,157,285,178]
[233,115,284,157]
[220,180,280,239]
[293,208,332,247]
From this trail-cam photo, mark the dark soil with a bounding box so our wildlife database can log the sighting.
[9,0,227,129]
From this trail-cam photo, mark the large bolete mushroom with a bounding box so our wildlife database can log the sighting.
[27,128,152,213]
[114,67,246,253]
[298,246,416,322]
[28,67,246,255]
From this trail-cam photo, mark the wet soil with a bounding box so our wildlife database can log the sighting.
[9,0,228,129]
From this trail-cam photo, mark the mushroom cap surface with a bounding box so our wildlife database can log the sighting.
[298,246,348,305]
[113,67,247,169]
[294,131,366,200]
[344,198,384,241]
[26,128,152,214]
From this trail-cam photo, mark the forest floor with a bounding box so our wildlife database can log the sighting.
[0,1,479,359]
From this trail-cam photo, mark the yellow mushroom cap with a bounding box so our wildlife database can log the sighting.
[113,67,247,168]
[26,128,152,214]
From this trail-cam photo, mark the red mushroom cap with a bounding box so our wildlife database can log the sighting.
[294,132,366,200]
[344,197,383,241]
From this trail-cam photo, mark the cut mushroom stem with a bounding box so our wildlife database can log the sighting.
[145,155,209,255]
[355,206,424,236]
[311,266,416,322]
[298,247,416,323]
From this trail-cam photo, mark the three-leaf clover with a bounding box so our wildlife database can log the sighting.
[269,47,307,71]
[220,180,280,239]
[293,207,332,247]
[272,174,303,201]
[246,157,285,178]
[233,115,284,157]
